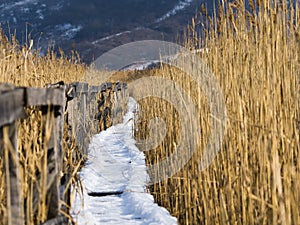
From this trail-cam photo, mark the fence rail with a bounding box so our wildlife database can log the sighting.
[0,81,128,225]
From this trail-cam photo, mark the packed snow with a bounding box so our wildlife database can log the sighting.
[71,98,177,225]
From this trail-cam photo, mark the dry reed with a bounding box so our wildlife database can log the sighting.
[135,1,300,224]
[0,29,85,224]
[0,0,299,224]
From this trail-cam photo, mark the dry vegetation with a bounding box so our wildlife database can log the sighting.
[0,31,85,86]
[134,0,300,224]
[0,30,85,224]
[0,0,299,224]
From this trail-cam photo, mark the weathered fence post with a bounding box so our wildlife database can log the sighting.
[77,83,88,155]
[25,83,66,220]
[0,84,24,225]
[112,82,129,125]
[45,83,66,219]
[88,85,101,134]
[98,83,108,131]
[0,80,128,224]
[67,82,89,155]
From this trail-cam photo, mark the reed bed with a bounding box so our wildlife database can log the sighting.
[0,0,299,224]
[135,1,300,224]
[0,30,84,86]
[0,30,85,224]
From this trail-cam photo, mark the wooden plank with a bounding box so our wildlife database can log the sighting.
[41,216,68,225]
[0,88,25,127]
[0,83,79,223]
[88,87,100,134]
[89,85,101,94]
[33,84,66,220]
[75,82,89,95]
[77,83,88,152]
[25,83,66,220]
[44,85,66,220]
[78,84,88,155]
[0,83,14,92]
[0,81,130,224]
[26,87,65,107]
[100,83,107,92]
[0,84,24,224]
[63,94,76,211]
[66,98,77,138]
[106,82,112,89]
[66,82,89,155]
[68,82,90,97]
[0,123,23,225]
[41,107,59,219]
[111,82,129,125]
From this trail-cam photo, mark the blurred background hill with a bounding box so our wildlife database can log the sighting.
[0,0,218,62]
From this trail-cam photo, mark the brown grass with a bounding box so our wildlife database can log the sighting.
[0,30,85,224]
[134,1,300,224]
[0,0,299,224]
[0,30,85,87]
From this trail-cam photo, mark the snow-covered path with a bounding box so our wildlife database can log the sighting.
[71,98,177,225]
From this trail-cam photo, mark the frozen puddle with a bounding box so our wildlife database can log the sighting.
[72,98,177,225]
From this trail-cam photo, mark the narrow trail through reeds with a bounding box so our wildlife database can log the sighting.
[0,1,299,224]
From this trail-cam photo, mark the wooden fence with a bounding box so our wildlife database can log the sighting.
[0,81,128,225]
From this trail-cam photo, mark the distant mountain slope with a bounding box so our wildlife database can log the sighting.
[0,0,217,62]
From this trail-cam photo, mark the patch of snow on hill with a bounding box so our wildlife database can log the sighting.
[0,0,38,11]
[55,23,82,40]
[156,0,194,22]
[92,30,132,44]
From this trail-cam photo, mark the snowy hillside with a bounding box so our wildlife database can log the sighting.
[0,0,216,61]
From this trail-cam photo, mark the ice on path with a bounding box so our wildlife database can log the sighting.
[72,97,177,225]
